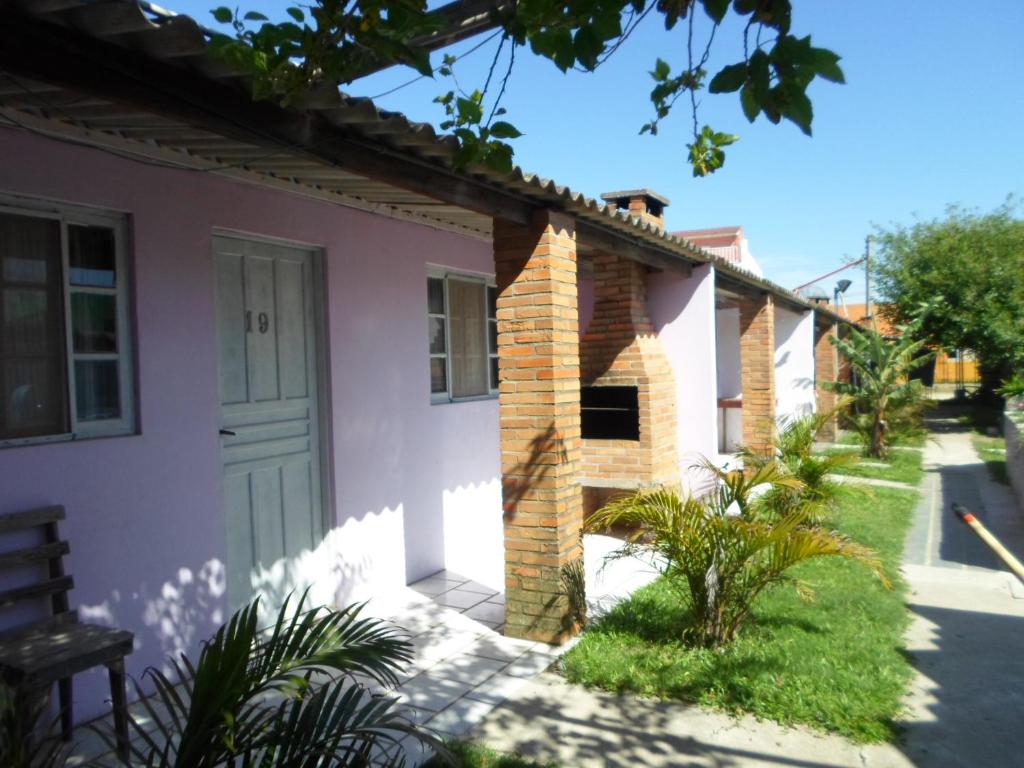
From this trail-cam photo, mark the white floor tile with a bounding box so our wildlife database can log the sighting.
[426,696,496,737]
[425,654,509,686]
[462,600,505,625]
[397,672,477,712]
[464,672,531,708]
[504,651,557,678]
[433,589,489,610]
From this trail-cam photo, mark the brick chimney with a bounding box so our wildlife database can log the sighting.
[600,189,670,230]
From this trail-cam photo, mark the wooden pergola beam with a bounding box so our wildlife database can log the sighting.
[0,8,536,226]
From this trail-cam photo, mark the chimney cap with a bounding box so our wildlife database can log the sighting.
[600,188,671,207]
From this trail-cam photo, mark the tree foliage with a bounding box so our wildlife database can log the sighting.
[209,0,843,174]
[873,202,1024,392]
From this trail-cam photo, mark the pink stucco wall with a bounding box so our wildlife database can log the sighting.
[0,128,502,721]
[648,265,719,485]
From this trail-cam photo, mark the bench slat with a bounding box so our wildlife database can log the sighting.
[0,621,133,683]
[0,575,74,609]
[0,506,65,533]
[0,541,70,569]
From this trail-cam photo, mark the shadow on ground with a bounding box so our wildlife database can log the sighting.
[899,598,1024,767]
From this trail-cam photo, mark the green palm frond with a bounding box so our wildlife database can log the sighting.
[585,475,889,647]
[827,310,935,458]
[114,590,437,768]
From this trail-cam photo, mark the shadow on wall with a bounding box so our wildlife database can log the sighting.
[502,422,566,516]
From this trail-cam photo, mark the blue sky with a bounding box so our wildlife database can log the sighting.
[169,1,1024,302]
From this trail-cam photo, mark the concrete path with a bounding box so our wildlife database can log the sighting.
[896,414,1024,767]
[468,413,1024,767]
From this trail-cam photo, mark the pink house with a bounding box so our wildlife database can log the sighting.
[0,0,844,724]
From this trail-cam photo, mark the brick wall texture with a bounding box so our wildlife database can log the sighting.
[493,210,584,644]
[814,318,839,442]
[739,294,776,452]
[579,252,679,491]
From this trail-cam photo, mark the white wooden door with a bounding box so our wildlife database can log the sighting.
[213,235,325,612]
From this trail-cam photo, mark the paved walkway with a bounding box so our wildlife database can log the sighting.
[468,415,1024,767]
[65,534,659,766]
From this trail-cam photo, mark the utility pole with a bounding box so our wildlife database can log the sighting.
[865,235,873,324]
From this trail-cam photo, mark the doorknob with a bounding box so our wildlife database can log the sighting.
[219,429,236,436]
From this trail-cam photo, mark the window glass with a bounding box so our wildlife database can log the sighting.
[74,359,120,421]
[448,279,488,398]
[0,213,68,439]
[487,285,497,317]
[430,357,447,394]
[427,277,445,314]
[68,224,117,287]
[428,316,446,355]
[71,293,117,353]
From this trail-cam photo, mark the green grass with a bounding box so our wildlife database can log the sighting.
[562,484,918,743]
[825,447,925,485]
[972,433,1009,485]
[837,431,926,449]
[424,742,558,768]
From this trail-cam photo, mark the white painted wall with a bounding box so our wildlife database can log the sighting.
[715,306,742,398]
[648,265,718,492]
[774,306,817,424]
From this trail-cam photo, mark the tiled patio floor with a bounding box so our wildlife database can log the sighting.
[66,534,658,766]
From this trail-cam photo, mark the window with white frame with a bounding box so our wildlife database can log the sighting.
[0,197,134,445]
[428,271,498,401]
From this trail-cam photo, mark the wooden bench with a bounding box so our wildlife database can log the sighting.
[0,506,134,758]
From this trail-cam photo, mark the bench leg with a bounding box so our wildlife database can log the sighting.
[107,659,130,761]
[58,677,73,741]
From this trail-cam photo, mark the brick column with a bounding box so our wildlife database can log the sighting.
[814,317,839,442]
[493,210,583,644]
[739,294,776,452]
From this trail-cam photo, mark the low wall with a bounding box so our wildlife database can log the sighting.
[1005,399,1024,511]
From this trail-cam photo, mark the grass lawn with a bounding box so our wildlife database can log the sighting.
[971,433,1009,485]
[836,431,926,449]
[826,446,925,485]
[561,483,918,742]
[425,742,557,768]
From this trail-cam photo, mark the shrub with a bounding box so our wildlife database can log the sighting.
[585,466,888,648]
[113,591,446,767]
[828,314,934,458]
[738,411,853,521]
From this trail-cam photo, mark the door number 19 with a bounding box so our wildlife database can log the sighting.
[245,311,270,334]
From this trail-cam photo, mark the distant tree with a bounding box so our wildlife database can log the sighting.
[873,202,1024,395]
[210,0,843,175]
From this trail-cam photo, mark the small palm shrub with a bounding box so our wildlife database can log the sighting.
[827,315,934,458]
[739,411,854,521]
[110,591,446,767]
[586,465,889,648]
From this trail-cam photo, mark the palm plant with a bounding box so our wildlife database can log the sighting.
[738,411,854,521]
[0,684,67,768]
[109,591,446,767]
[827,316,934,458]
[586,464,888,648]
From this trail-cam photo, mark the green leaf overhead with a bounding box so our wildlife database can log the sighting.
[210,0,844,176]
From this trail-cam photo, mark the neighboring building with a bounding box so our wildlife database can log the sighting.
[0,0,845,725]
[674,226,764,277]
[840,303,979,386]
